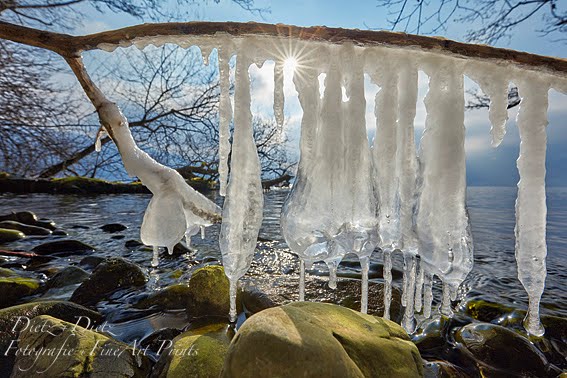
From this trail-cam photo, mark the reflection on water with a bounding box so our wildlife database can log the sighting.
[0,186,565,322]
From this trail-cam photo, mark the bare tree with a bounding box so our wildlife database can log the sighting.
[375,0,566,44]
[466,86,521,110]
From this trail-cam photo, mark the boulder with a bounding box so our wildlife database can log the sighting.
[70,257,146,306]
[135,284,191,311]
[153,322,231,378]
[32,240,95,255]
[0,221,51,236]
[186,266,237,318]
[0,276,40,308]
[11,315,151,378]
[0,229,25,244]
[0,300,102,375]
[455,323,550,377]
[222,302,423,377]
[47,266,90,289]
[100,223,127,233]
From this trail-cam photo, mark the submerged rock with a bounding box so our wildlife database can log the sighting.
[0,220,52,236]
[52,229,68,236]
[0,276,40,308]
[153,322,232,378]
[222,302,423,377]
[455,323,550,377]
[0,211,37,225]
[12,315,151,378]
[70,257,146,307]
[47,266,90,289]
[101,223,127,233]
[135,284,191,311]
[423,361,469,378]
[80,255,105,269]
[0,228,25,244]
[186,266,236,318]
[464,299,514,322]
[32,240,95,255]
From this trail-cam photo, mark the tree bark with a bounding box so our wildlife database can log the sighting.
[0,20,566,76]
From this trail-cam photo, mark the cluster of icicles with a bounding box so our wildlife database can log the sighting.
[96,34,566,336]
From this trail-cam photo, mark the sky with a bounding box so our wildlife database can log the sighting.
[73,0,567,186]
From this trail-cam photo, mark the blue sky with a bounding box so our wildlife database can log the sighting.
[75,0,567,186]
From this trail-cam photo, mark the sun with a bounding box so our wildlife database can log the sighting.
[283,57,298,74]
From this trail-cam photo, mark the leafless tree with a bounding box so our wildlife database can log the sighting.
[466,85,521,110]
[375,0,566,44]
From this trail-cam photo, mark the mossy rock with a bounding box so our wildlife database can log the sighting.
[12,315,151,378]
[0,301,102,375]
[135,284,191,310]
[464,299,515,322]
[0,220,51,236]
[455,322,551,377]
[222,302,423,377]
[0,228,25,244]
[47,266,90,289]
[187,266,241,318]
[32,240,95,255]
[153,322,232,378]
[71,257,146,307]
[0,268,16,277]
[0,276,40,309]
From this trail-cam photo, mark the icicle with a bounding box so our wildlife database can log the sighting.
[360,256,370,314]
[299,259,306,301]
[401,253,411,307]
[440,281,453,316]
[423,273,433,319]
[327,260,338,290]
[273,59,285,128]
[416,59,472,310]
[185,233,192,248]
[218,43,233,197]
[151,246,159,267]
[95,127,107,152]
[466,64,509,147]
[402,254,417,332]
[219,41,264,322]
[414,259,424,312]
[514,76,549,337]
[167,244,174,256]
[383,249,392,320]
[229,279,237,322]
[200,225,205,239]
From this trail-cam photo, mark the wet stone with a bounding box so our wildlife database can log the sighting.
[71,257,146,307]
[101,223,128,233]
[0,276,41,309]
[47,266,90,289]
[0,229,25,244]
[80,255,105,269]
[0,220,52,236]
[135,284,191,311]
[32,240,95,255]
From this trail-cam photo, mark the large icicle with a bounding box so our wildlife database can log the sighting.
[218,41,233,197]
[369,53,400,319]
[514,75,549,337]
[219,42,264,322]
[280,47,324,301]
[416,58,473,317]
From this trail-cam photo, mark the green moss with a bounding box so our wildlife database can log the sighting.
[169,269,184,279]
[0,277,40,291]
[0,227,25,243]
[135,284,191,310]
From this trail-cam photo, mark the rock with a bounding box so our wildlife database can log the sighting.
[32,240,95,255]
[0,268,16,277]
[0,276,40,308]
[186,266,237,318]
[423,361,469,378]
[0,300,102,375]
[12,315,151,378]
[153,322,232,378]
[80,255,105,269]
[125,239,144,249]
[100,223,127,233]
[52,229,68,236]
[455,323,550,377]
[412,316,452,358]
[240,285,277,315]
[71,257,146,306]
[0,211,37,224]
[464,299,514,322]
[47,266,90,289]
[34,219,57,230]
[135,284,191,310]
[0,228,25,244]
[141,328,183,355]
[0,220,51,236]
[222,302,423,377]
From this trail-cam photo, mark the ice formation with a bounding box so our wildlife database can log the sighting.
[218,41,264,322]
[86,31,562,333]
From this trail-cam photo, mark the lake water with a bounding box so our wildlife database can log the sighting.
[0,186,565,320]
